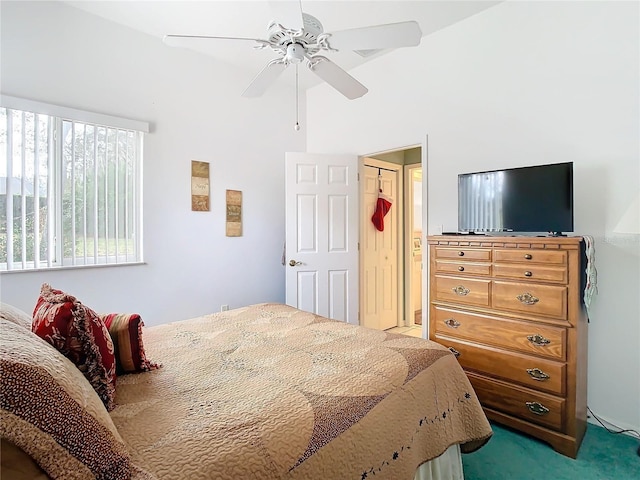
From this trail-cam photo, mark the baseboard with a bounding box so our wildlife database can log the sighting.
[587,412,640,439]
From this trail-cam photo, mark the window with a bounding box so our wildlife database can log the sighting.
[0,97,148,271]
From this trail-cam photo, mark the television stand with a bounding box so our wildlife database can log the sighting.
[548,232,567,237]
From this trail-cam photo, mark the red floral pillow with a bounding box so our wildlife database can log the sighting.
[99,313,161,374]
[32,284,117,411]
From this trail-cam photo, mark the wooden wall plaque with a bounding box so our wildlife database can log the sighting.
[226,189,242,236]
[191,161,210,211]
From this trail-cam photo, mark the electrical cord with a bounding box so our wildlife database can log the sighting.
[588,407,640,437]
[586,406,640,456]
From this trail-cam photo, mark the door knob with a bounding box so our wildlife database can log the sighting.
[289,259,302,267]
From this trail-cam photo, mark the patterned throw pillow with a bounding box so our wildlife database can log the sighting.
[32,284,117,411]
[99,313,161,374]
[0,319,131,479]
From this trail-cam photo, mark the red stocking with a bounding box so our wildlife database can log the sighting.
[371,193,392,231]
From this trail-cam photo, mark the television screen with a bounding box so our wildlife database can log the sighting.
[458,162,574,234]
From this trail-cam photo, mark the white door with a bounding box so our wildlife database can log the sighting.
[361,163,400,330]
[285,152,359,324]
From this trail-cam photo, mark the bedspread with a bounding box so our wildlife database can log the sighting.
[111,303,491,479]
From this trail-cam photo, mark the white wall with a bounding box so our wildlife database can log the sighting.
[307,2,640,433]
[0,1,305,323]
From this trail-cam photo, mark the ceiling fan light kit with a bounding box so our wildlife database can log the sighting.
[285,43,306,64]
[163,1,422,129]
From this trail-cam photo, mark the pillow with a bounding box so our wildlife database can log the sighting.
[0,302,32,330]
[99,313,161,374]
[31,284,117,411]
[0,319,131,479]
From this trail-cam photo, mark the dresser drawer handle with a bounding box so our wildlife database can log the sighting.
[448,347,461,358]
[527,334,551,346]
[452,285,470,296]
[526,368,550,381]
[444,318,461,329]
[458,266,465,272]
[517,292,539,305]
[524,254,533,260]
[526,401,550,416]
[524,271,533,277]
[458,251,465,256]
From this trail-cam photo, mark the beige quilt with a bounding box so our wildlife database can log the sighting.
[112,303,491,479]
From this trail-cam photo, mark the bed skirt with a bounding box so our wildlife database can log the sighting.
[415,445,463,480]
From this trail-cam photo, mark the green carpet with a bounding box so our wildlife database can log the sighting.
[462,422,639,479]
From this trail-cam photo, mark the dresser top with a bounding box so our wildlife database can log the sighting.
[427,235,583,249]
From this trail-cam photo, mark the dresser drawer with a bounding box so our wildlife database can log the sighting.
[434,247,491,262]
[439,336,565,395]
[433,306,566,361]
[494,249,567,266]
[435,261,491,276]
[494,263,568,284]
[492,281,567,320]
[467,372,565,432]
[433,275,490,307]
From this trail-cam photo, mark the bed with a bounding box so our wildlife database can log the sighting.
[1,301,492,479]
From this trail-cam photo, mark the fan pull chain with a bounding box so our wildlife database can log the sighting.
[294,64,300,131]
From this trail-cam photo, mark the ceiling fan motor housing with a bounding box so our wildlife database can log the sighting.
[267,13,323,56]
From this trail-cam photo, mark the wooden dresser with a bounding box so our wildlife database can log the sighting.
[427,235,588,458]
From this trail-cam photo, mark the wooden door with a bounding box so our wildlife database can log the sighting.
[361,162,399,330]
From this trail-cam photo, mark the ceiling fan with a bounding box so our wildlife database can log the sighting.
[163,1,422,129]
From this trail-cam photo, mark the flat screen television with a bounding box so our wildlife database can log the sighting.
[458,162,574,235]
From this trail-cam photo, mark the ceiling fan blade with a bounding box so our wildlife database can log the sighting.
[308,56,368,100]
[326,21,422,51]
[163,34,267,48]
[242,60,288,98]
[268,0,304,30]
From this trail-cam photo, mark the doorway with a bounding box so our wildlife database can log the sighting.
[359,146,423,332]
[405,164,423,329]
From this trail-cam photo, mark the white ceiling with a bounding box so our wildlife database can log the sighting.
[64,1,501,90]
